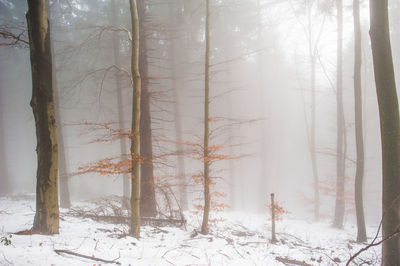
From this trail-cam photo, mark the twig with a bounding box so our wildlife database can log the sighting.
[54,249,121,265]
[232,244,244,259]
[161,246,181,258]
[238,241,269,246]
[217,250,232,260]
[1,251,13,265]
[346,228,400,265]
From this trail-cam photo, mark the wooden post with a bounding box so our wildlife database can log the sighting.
[271,193,277,243]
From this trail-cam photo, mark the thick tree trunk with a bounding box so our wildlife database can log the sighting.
[129,0,141,239]
[201,0,211,235]
[353,0,367,243]
[111,1,130,201]
[26,0,59,235]
[137,0,157,218]
[369,0,400,264]
[333,0,346,229]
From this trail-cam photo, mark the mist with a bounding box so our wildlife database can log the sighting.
[0,0,399,264]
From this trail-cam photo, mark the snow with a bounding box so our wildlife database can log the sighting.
[0,196,381,265]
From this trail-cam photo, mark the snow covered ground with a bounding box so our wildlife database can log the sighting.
[0,196,381,265]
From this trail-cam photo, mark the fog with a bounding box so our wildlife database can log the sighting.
[1,0,400,228]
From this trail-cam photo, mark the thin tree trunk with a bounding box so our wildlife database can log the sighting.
[129,0,141,239]
[201,0,211,235]
[0,88,9,195]
[168,0,188,211]
[137,0,157,218]
[353,0,367,243]
[111,1,130,201]
[257,0,268,212]
[47,0,70,210]
[310,55,319,221]
[48,2,70,208]
[333,0,346,229]
[271,193,277,243]
[54,65,70,209]
[369,0,400,263]
[220,7,235,210]
[26,0,59,234]
[305,1,319,221]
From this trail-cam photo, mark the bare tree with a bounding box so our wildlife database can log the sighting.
[333,0,346,229]
[0,87,9,195]
[111,1,130,201]
[129,0,141,239]
[201,0,211,235]
[26,0,59,234]
[369,0,400,263]
[49,1,71,209]
[138,0,157,218]
[168,0,188,211]
[353,0,366,243]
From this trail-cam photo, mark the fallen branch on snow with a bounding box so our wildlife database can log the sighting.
[275,256,312,266]
[54,249,121,265]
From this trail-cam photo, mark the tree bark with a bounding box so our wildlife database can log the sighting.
[333,0,346,229]
[26,0,59,235]
[111,1,130,202]
[369,0,400,264]
[129,0,141,239]
[137,0,157,218]
[201,0,211,235]
[353,0,367,243]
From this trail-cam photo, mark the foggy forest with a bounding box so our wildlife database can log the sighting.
[0,0,399,265]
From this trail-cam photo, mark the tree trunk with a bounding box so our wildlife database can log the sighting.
[168,1,188,211]
[333,0,346,229]
[220,6,236,210]
[48,3,70,208]
[137,0,157,218]
[0,87,9,195]
[353,0,367,243]
[257,0,268,213]
[310,55,319,221]
[26,0,59,235]
[111,1,130,202]
[201,0,211,235]
[54,66,70,209]
[271,193,277,243]
[129,0,141,239]
[305,1,320,221]
[369,0,400,264]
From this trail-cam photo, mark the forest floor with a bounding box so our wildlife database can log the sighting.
[0,195,381,265]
